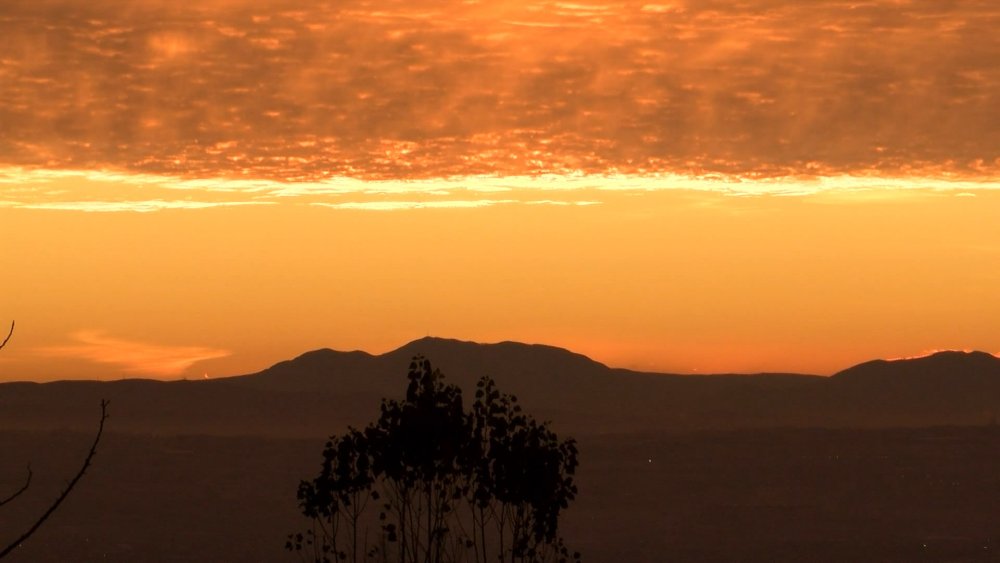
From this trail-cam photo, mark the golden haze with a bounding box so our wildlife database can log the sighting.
[2,186,999,380]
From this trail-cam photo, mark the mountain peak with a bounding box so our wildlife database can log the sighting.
[235,337,612,395]
[916,350,998,361]
[387,336,609,370]
[833,349,1000,381]
[395,336,478,350]
[287,347,374,363]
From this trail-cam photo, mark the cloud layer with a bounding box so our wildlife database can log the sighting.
[1,0,997,181]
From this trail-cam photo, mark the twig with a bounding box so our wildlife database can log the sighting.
[0,320,13,351]
[0,467,32,508]
[0,399,110,560]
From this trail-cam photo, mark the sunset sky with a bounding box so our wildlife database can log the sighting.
[1,0,998,380]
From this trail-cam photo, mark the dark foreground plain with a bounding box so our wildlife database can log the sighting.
[2,427,1000,562]
[4,339,1000,561]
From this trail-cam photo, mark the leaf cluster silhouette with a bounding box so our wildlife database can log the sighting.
[288,356,581,563]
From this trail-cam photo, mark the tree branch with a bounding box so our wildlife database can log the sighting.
[0,467,32,509]
[0,399,109,560]
[0,320,12,351]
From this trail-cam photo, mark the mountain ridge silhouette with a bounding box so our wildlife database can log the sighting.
[2,338,999,436]
[833,349,1000,380]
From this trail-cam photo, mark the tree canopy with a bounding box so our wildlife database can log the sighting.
[288,356,580,563]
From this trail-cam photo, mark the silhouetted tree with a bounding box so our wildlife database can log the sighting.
[0,320,110,560]
[289,356,580,563]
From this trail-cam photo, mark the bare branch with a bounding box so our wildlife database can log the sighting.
[0,320,12,351]
[0,467,32,509]
[0,399,110,560]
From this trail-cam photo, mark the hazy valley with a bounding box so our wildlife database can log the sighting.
[3,339,1000,562]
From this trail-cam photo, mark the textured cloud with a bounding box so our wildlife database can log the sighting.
[38,330,231,376]
[0,0,997,181]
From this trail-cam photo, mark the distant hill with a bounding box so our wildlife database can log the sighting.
[230,337,831,432]
[234,337,612,392]
[2,339,999,436]
[833,350,1000,382]
[827,350,1000,425]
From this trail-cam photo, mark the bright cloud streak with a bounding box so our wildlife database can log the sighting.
[1,167,999,213]
[38,330,231,377]
[311,199,601,211]
[312,200,517,211]
[9,200,273,212]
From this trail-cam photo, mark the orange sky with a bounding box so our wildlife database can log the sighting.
[1,0,998,380]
